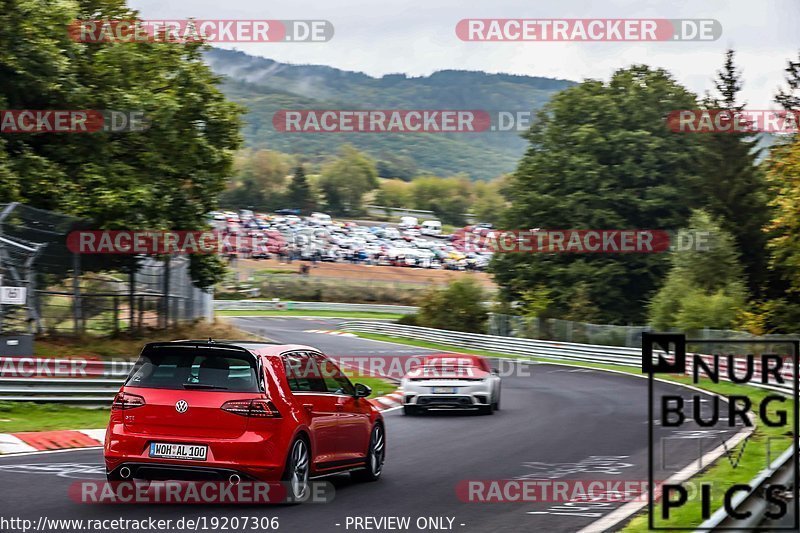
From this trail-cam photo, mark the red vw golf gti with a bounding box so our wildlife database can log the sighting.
[104,340,385,501]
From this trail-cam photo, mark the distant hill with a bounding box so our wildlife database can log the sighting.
[205,48,576,179]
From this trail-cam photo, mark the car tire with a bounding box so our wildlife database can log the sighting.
[493,388,501,411]
[478,404,494,415]
[282,437,310,503]
[403,405,419,416]
[351,424,385,482]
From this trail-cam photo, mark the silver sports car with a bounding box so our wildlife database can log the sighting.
[400,354,501,415]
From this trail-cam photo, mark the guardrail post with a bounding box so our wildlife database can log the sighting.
[162,255,170,328]
[72,252,82,335]
[128,268,135,333]
[113,295,119,335]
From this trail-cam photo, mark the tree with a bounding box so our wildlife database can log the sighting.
[0,0,243,288]
[493,65,707,323]
[775,54,800,112]
[417,278,488,333]
[763,137,800,325]
[221,149,292,211]
[519,285,554,319]
[376,154,417,181]
[649,210,747,330]
[472,178,507,225]
[286,164,316,213]
[738,55,800,334]
[318,145,378,215]
[410,175,473,225]
[563,282,599,322]
[375,179,413,208]
[699,50,770,297]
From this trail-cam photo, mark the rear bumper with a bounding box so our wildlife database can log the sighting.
[405,394,490,409]
[104,422,287,482]
[107,462,257,482]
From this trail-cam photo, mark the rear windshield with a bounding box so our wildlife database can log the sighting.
[125,346,261,392]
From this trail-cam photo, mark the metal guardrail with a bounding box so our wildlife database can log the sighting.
[339,321,647,365]
[0,358,131,404]
[337,321,796,393]
[214,300,418,314]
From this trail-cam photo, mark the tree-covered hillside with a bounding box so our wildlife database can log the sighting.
[205,48,576,179]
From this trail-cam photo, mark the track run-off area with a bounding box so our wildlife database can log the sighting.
[0,317,743,533]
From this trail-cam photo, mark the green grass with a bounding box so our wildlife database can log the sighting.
[351,331,795,530]
[0,402,110,433]
[215,309,405,320]
[343,374,398,399]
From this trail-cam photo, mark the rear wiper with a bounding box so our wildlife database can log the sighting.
[183,383,228,390]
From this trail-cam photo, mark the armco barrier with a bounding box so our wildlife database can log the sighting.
[339,321,647,366]
[214,300,418,314]
[0,358,131,404]
[336,321,796,393]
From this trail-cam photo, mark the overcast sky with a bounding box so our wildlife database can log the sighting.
[129,0,798,108]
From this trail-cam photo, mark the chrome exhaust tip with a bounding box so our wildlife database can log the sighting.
[119,466,132,479]
[228,474,241,485]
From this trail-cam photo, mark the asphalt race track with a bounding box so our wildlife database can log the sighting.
[0,317,744,533]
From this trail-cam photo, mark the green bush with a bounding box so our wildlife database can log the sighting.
[396,313,419,326]
[417,278,488,333]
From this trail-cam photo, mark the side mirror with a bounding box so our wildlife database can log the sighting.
[491,368,499,375]
[354,383,372,398]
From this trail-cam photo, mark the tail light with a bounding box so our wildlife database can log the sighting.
[111,392,145,410]
[221,399,282,418]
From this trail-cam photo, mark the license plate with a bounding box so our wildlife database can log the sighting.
[149,442,207,461]
[432,387,455,394]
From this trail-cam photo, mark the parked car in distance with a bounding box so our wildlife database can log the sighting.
[309,212,333,226]
[399,216,418,229]
[420,220,442,236]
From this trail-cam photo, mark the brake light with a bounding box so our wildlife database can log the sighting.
[221,399,282,418]
[111,392,145,410]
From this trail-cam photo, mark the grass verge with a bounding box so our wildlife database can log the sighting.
[350,331,795,530]
[0,402,110,433]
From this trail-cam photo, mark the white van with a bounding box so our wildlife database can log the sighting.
[420,220,442,236]
[309,212,333,226]
[399,216,418,229]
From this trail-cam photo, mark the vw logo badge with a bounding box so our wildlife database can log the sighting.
[175,400,189,413]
